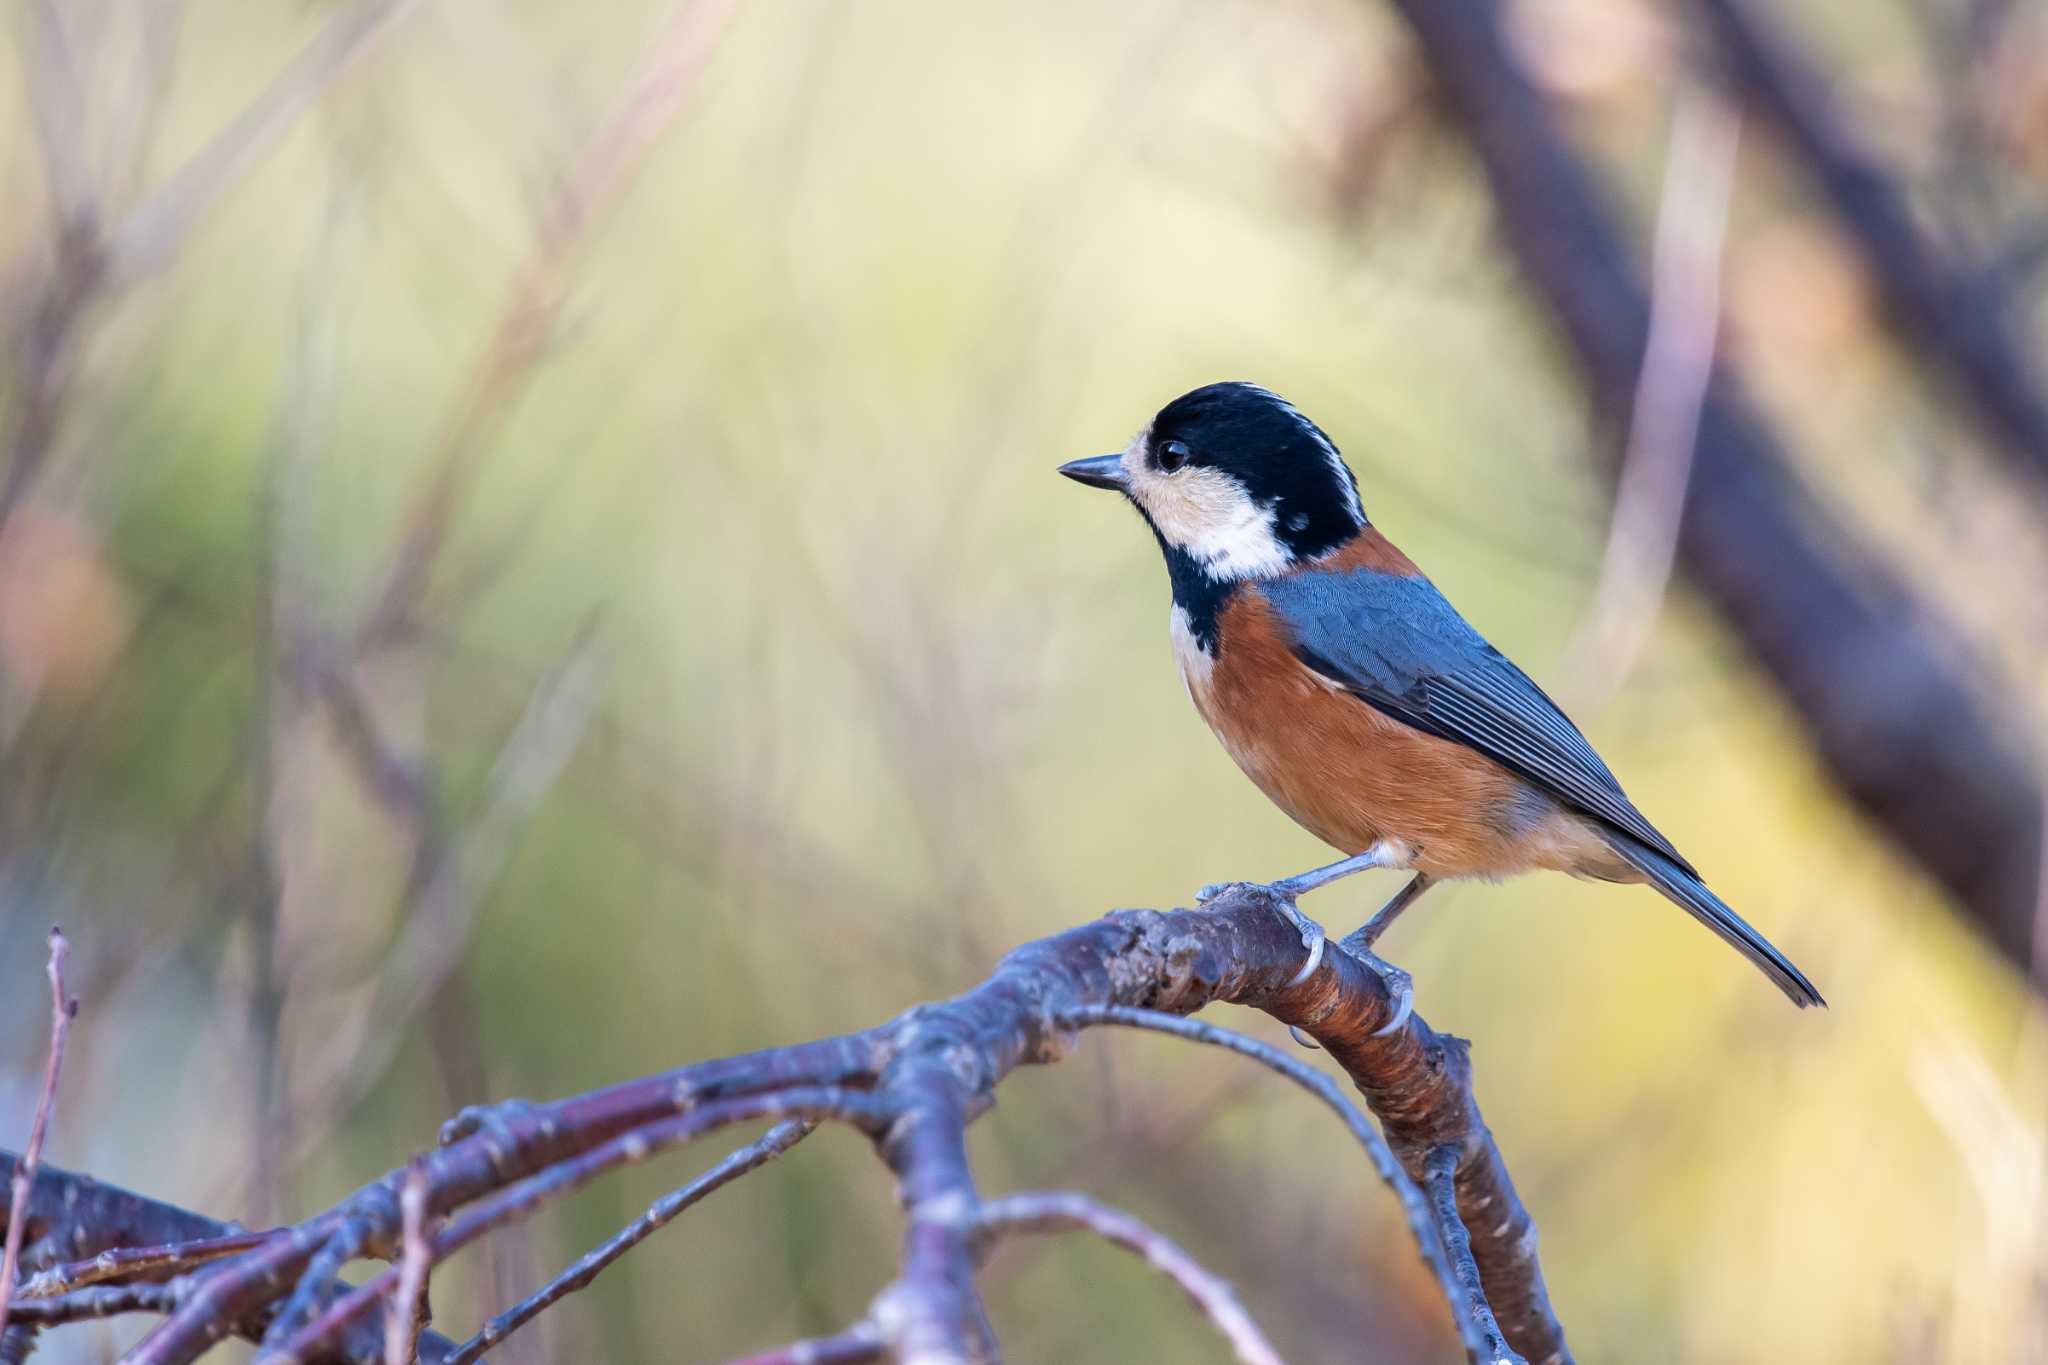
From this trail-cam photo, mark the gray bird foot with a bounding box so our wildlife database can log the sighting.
[1340,941,1414,1036]
[1193,881,1327,988]
[1287,946,1411,1048]
[1272,896,1328,989]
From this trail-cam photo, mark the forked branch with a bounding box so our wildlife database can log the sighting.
[3,888,1562,1364]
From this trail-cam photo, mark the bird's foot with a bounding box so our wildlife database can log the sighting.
[1272,895,1328,990]
[1193,880,1327,986]
[1286,941,1412,1048]
[1336,939,1414,1036]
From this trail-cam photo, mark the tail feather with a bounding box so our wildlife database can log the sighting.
[1604,834,1826,1009]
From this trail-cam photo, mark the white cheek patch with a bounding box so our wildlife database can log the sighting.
[1121,426,1293,581]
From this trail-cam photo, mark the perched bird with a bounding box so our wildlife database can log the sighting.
[1059,381,1823,1025]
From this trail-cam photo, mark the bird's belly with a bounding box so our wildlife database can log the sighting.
[1178,613,1615,881]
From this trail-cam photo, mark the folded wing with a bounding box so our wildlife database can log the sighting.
[1259,566,1696,876]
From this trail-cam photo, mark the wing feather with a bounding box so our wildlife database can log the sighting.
[1265,568,1695,875]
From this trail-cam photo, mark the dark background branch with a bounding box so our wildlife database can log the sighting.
[1377,0,2045,971]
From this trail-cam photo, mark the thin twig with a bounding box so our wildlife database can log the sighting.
[443,1120,814,1365]
[720,1322,884,1365]
[3,0,415,524]
[1059,1004,1479,1355]
[294,632,609,1138]
[360,0,740,645]
[1424,1147,1523,1365]
[975,1191,1283,1365]
[386,1164,430,1365]
[256,1219,377,1354]
[20,1231,273,1299]
[94,890,1559,1364]
[24,0,100,241]
[0,930,78,1333]
[6,1283,176,1326]
[272,1092,891,1363]
[102,0,422,286]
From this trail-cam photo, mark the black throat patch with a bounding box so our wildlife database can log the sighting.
[1157,534,1239,655]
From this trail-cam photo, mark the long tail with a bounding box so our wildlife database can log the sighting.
[1603,833,1826,1009]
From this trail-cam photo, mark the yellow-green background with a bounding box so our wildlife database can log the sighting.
[2,0,2044,1360]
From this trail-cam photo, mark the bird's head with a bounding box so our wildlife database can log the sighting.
[1060,382,1365,584]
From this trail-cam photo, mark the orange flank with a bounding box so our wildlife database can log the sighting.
[1190,590,1635,884]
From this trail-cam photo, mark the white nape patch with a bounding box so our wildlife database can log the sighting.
[1168,604,1214,700]
[1240,384,1365,529]
[1120,424,1294,581]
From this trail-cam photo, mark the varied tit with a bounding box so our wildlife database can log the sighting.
[1060,381,1823,1028]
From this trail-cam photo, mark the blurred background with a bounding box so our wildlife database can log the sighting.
[2,0,2046,1360]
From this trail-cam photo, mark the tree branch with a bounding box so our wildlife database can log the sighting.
[442,1120,814,1365]
[0,1157,457,1363]
[5,889,1565,1363]
[1697,0,2048,492]
[974,1191,1283,1365]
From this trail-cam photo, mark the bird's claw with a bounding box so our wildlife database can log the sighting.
[1263,895,1326,988]
[1197,880,1326,1021]
[1350,948,1414,1036]
[1290,943,1410,1047]
[1286,917,1326,988]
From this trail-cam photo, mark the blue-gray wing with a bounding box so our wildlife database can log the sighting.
[1259,567,1695,875]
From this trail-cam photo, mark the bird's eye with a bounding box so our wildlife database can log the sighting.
[1157,439,1191,473]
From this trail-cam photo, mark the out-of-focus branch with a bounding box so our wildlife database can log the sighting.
[101,0,420,287]
[360,0,739,646]
[0,930,74,1334]
[1376,0,2046,968]
[24,0,99,242]
[1,0,418,522]
[291,630,608,1138]
[10,888,1562,1364]
[1561,86,1740,711]
[1697,0,2048,492]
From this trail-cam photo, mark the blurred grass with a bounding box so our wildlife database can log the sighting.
[2,0,2045,1361]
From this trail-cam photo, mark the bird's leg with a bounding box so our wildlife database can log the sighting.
[1196,845,1406,998]
[1338,873,1434,954]
[1275,865,1429,1048]
[1269,846,1403,898]
[1325,874,1433,1038]
[1271,897,1327,989]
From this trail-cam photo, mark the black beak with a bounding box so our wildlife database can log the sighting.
[1057,454,1128,491]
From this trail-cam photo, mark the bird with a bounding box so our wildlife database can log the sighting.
[1058,381,1824,1029]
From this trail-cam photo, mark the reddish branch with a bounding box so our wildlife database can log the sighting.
[3,888,1563,1364]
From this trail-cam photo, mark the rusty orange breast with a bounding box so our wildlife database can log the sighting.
[1181,585,1562,880]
